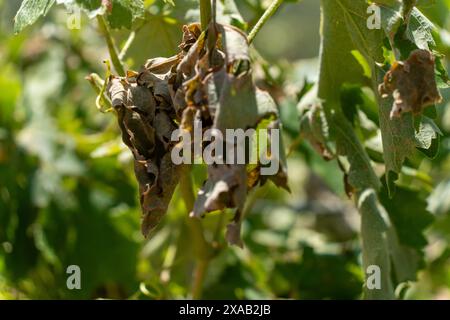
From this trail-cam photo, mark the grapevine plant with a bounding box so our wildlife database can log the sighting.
[12,0,450,299]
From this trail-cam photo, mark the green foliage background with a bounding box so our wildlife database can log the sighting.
[0,0,450,299]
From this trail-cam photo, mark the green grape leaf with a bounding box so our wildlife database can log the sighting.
[317,0,382,192]
[358,188,426,299]
[380,184,434,250]
[376,68,416,196]
[14,0,56,34]
[107,0,144,29]
[14,0,145,32]
[379,183,435,287]
[62,0,144,28]
[314,0,445,299]
[296,246,364,299]
[358,189,395,299]
[377,0,403,38]
[323,0,444,196]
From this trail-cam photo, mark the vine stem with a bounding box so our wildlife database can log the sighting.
[248,0,284,44]
[178,165,212,299]
[192,259,209,300]
[119,31,136,61]
[96,15,126,76]
[185,0,214,299]
[85,73,113,111]
[200,0,212,30]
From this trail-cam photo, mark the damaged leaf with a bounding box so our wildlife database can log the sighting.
[172,23,287,246]
[378,49,442,119]
[107,54,179,237]
[104,22,287,245]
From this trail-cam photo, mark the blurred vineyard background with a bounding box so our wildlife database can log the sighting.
[1,0,450,299]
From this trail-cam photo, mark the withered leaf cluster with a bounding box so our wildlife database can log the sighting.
[108,54,179,237]
[107,23,288,246]
[379,49,442,119]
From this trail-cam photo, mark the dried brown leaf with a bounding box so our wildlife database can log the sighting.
[379,49,442,119]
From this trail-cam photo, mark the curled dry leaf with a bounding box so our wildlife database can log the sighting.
[378,49,442,119]
[172,23,288,246]
[299,104,333,161]
[297,85,333,161]
[106,22,288,246]
[193,163,247,248]
[107,55,180,237]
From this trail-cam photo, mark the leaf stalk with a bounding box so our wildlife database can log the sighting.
[248,0,284,44]
[97,15,126,76]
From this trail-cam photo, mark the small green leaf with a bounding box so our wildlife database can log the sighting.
[406,9,436,50]
[59,0,144,28]
[317,0,382,192]
[415,116,442,159]
[380,184,434,250]
[14,0,56,34]
[107,0,145,29]
[351,50,372,79]
[380,183,435,283]
[358,187,427,299]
